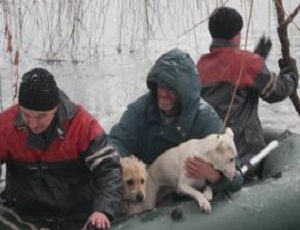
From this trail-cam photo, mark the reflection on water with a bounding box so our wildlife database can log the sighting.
[0,0,299,132]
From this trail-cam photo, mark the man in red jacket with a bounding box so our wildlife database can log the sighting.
[0,68,122,230]
[195,6,298,180]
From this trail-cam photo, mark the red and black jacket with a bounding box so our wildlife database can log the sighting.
[198,39,297,163]
[0,92,122,219]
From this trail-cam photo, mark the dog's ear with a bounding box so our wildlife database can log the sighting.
[216,141,225,154]
[225,127,234,139]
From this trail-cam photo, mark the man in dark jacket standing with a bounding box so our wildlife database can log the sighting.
[197,7,299,178]
[0,68,122,230]
[109,48,243,196]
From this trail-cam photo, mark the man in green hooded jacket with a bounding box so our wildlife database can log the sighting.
[109,48,243,194]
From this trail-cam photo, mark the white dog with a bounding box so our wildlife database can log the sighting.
[140,127,237,213]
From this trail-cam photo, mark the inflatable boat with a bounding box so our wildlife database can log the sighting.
[111,131,300,230]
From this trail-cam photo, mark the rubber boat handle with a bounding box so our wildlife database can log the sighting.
[240,140,279,175]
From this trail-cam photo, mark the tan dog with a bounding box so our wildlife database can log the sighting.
[120,155,148,215]
[141,127,237,213]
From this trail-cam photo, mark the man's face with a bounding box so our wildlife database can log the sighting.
[157,86,179,117]
[20,106,57,134]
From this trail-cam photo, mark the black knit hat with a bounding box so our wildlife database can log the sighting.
[18,68,59,111]
[208,6,243,40]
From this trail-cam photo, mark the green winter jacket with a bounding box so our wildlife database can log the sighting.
[109,48,243,192]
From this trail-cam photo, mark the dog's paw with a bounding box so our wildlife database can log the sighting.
[202,186,213,201]
[198,198,211,213]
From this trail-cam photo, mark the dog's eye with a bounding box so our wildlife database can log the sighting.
[126,179,134,186]
[229,158,234,163]
[141,178,145,184]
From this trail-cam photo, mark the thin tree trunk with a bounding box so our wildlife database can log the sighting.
[274,0,300,116]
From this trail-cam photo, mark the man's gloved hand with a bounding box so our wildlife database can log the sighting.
[279,58,299,90]
[254,35,272,59]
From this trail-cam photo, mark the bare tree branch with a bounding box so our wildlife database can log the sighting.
[274,0,300,116]
[286,4,300,25]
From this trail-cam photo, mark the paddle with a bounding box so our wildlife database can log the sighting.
[240,141,279,175]
[274,0,300,116]
[240,130,291,175]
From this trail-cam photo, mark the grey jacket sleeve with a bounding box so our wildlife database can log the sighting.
[253,62,298,103]
[84,135,123,219]
[210,170,244,194]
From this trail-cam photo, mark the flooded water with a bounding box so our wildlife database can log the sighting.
[0,0,299,133]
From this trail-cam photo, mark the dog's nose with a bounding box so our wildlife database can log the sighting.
[226,169,236,181]
[136,192,144,202]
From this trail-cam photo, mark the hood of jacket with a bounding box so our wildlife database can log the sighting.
[146,48,201,115]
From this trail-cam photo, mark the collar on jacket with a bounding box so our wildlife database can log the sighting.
[14,90,77,149]
[210,38,236,51]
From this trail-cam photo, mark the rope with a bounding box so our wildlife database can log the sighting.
[0,71,3,112]
[220,0,254,132]
[221,61,245,132]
